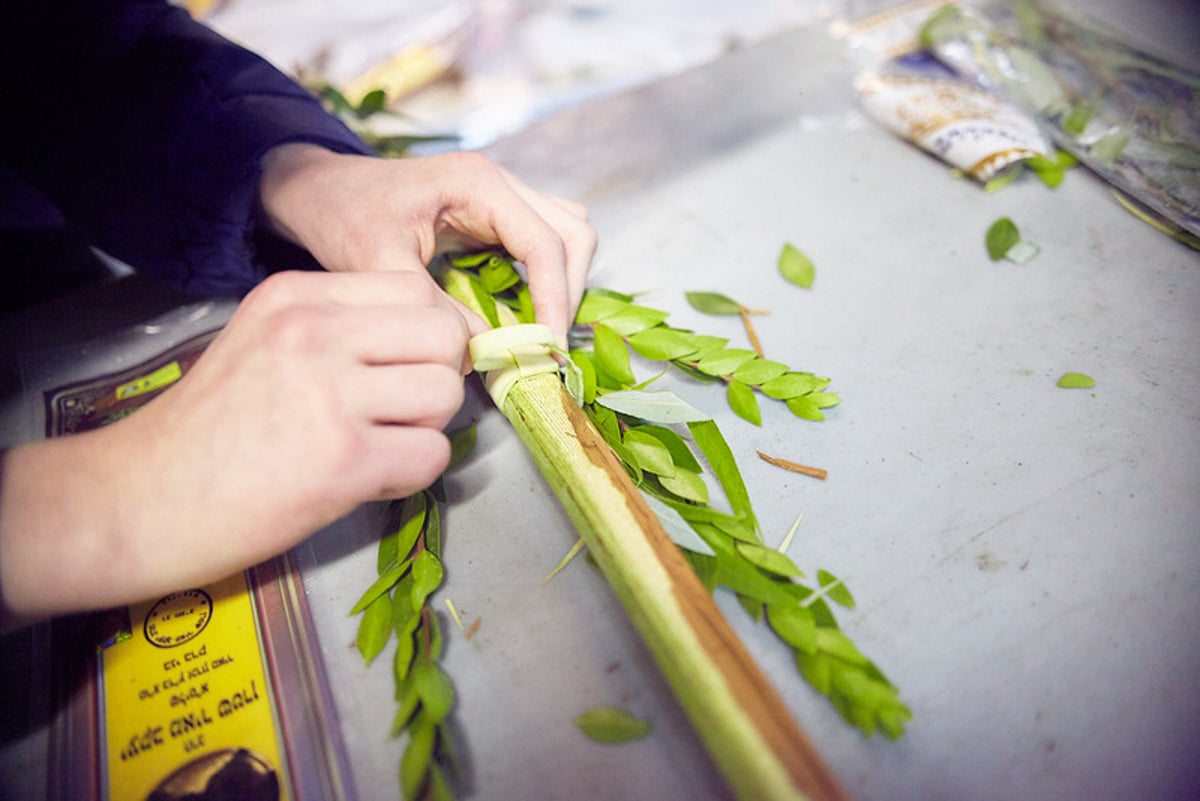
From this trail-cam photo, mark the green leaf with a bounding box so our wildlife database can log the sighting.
[574,707,652,743]
[391,574,418,634]
[688,420,755,529]
[595,389,711,424]
[696,348,758,377]
[575,292,630,324]
[569,350,598,404]
[447,424,477,468]
[796,651,834,695]
[410,551,444,609]
[761,372,829,399]
[767,603,818,654]
[1062,100,1093,137]
[658,465,710,504]
[601,305,670,337]
[736,541,805,578]
[355,88,387,118]
[356,592,394,665]
[642,493,716,556]
[808,392,840,409]
[786,395,827,421]
[424,493,443,557]
[425,764,454,801]
[816,627,869,666]
[622,428,676,475]
[390,676,420,735]
[685,291,742,315]
[1056,371,1095,389]
[377,493,429,575]
[351,557,413,616]
[479,258,521,293]
[778,242,815,288]
[692,524,795,605]
[466,272,503,328]
[400,717,436,799]
[393,605,422,683]
[817,569,856,608]
[732,358,789,386]
[627,327,702,361]
[986,217,1021,261]
[727,380,762,426]
[411,662,456,724]
[592,323,636,386]
[628,424,702,473]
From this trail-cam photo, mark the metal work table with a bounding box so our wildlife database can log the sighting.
[3,13,1198,801]
[308,21,1200,801]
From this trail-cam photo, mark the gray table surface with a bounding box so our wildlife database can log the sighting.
[302,20,1200,801]
[3,9,1198,801]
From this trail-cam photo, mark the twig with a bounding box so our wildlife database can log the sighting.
[757,451,828,481]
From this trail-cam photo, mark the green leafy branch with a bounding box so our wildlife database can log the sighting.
[309,82,455,159]
[570,288,841,426]
[351,487,459,801]
[444,252,910,740]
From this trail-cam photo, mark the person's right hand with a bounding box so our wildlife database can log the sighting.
[0,270,471,624]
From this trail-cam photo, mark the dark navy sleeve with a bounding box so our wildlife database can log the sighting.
[1,0,377,296]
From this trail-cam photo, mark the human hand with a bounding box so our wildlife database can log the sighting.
[259,144,597,345]
[0,270,470,622]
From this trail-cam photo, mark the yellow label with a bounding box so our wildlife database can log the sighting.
[102,573,290,801]
[114,361,183,401]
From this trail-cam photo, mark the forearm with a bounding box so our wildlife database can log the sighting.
[0,431,133,626]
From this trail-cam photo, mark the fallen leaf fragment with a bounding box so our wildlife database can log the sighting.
[1056,372,1095,389]
[574,707,652,743]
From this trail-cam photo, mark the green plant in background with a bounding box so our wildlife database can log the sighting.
[311,84,455,158]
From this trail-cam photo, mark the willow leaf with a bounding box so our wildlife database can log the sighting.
[688,420,755,529]
[767,603,818,655]
[642,493,716,556]
[736,541,804,578]
[817,569,856,608]
[595,389,710,424]
[692,524,795,606]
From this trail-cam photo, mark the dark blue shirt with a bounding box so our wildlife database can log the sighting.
[1,0,375,306]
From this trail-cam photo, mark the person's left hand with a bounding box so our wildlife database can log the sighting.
[259,144,596,345]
